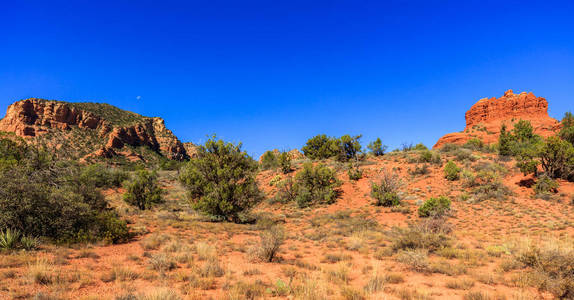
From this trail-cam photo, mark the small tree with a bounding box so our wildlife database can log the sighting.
[337,134,362,161]
[123,170,163,210]
[498,124,513,156]
[443,161,460,181]
[560,112,574,146]
[179,136,263,222]
[367,138,387,156]
[512,120,535,143]
[539,136,574,180]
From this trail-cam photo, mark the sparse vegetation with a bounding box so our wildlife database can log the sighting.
[444,160,460,181]
[371,169,401,206]
[292,162,340,208]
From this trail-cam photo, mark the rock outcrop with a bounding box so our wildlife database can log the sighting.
[0,98,188,161]
[434,90,560,148]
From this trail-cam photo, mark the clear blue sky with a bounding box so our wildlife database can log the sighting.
[1,0,573,156]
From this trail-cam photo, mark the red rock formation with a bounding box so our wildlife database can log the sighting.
[0,98,188,161]
[434,90,560,148]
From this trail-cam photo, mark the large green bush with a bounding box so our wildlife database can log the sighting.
[80,163,129,188]
[301,134,340,160]
[540,136,574,180]
[0,140,130,243]
[293,163,340,208]
[179,136,263,222]
[302,134,362,161]
[418,196,451,218]
[278,152,292,174]
[123,170,163,210]
[260,150,279,170]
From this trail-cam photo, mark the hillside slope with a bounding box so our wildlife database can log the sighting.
[0,98,188,162]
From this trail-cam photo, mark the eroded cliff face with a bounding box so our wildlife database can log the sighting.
[0,98,188,161]
[434,90,560,148]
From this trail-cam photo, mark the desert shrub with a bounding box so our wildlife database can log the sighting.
[0,142,130,243]
[347,163,363,181]
[465,171,512,202]
[418,150,441,164]
[80,164,128,188]
[409,164,429,176]
[260,150,279,170]
[0,228,21,250]
[418,196,451,218]
[533,175,559,196]
[539,136,574,180]
[443,161,460,181]
[512,240,574,299]
[370,169,401,207]
[123,170,163,210]
[293,163,340,208]
[302,134,362,161]
[249,225,285,262]
[301,134,340,160]
[396,249,430,272]
[274,177,296,204]
[278,151,292,173]
[367,138,387,156]
[560,112,574,145]
[269,175,282,186]
[179,136,263,222]
[413,143,428,151]
[338,134,363,161]
[463,138,484,151]
[498,124,513,156]
[391,222,450,253]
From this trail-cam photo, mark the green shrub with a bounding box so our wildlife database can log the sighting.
[278,152,292,174]
[498,124,513,156]
[463,138,484,151]
[367,138,387,156]
[371,170,401,207]
[533,175,559,196]
[540,136,574,180]
[443,161,460,181]
[418,196,451,217]
[414,143,428,151]
[560,112,574,146]
[302,134,362,161]
[301,134,340,160]
[347,163,363,181]
[338,135,362,161]
[391,222,450,253]
[80,164,128,188]
[123,170,163,210]
[293,163,340,208]
[274,177,296,204]
[260,150,279,170]
[0,142,130,243]
[418,150,441,165]
[179,136,263,222]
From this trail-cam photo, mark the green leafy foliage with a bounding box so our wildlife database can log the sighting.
[371,170,401,207]
[278,152,292,174]
[443,161,460,181]
[179,136,263,222]
[418,150,442,165]
[123,170,163,210]
[539,136,574,180]
[260,150,279,170]
[302,134,362,161]
[367,138,387,156]
[0,138,130,243]
[533,175,559,196]
[347,163,363,181]
[560,112,574,145]
[418,196,451,218]
[80,164,129,188]
[293,163,340,208]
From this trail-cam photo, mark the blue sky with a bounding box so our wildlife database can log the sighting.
[1,0,573,156]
